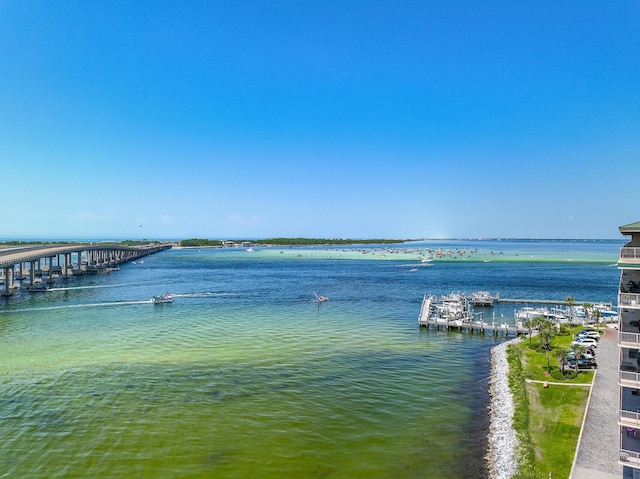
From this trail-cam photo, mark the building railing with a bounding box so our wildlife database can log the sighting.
[620,448,640,465]
[620,332,640,346]
[620,293,640,307]
[621,371,640,385]
[621,410,640,426]
[621,247,640,261]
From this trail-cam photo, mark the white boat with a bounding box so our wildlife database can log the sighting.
[246,247,254,252]
[418,293,473,325]
[153,293,174,304]
[471,291,494,306]
[313,291,328,303]
[516,307,549,320]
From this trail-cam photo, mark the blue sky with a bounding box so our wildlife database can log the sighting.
[1,1,638,240]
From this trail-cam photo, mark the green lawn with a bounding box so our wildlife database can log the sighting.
[509,326,594,479]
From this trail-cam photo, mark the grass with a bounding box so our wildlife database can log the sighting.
[509,326,594,479]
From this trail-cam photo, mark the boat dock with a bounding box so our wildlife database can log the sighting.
[497,298,594,305]
[417,294,529,336]
[486,295,613,307]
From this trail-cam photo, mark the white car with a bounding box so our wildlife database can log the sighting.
[577,331,601,341]
[571,337,598,348]
[566,349,594,360]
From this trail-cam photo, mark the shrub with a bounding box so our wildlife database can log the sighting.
[550,370,565,380]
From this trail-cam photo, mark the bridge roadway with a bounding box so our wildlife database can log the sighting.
[0,243,172,295]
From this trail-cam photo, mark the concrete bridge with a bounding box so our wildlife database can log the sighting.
[0,243,172,295]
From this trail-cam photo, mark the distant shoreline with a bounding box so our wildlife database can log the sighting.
[0,237,625,245]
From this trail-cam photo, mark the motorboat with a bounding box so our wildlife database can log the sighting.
[471,291,494,306]
[153,293,174,304]
[313,291,328,303]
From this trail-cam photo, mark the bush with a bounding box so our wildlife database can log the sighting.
[550,369,578,380]
[550,370,564,380]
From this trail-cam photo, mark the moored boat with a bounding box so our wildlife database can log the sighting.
[472,291,494,307]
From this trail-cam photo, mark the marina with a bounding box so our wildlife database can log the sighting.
[418,291,618,335]
[418,294,529,336]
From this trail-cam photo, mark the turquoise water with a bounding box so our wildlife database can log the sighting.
[0,240,622,478]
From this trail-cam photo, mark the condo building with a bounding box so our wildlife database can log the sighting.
[618,222,640,477]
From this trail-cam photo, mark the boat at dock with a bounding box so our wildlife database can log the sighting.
[471,291,494,307]
[418,293,527,335]
[153,293,174,304]
[418,293,473,328]
[516,306,550,321]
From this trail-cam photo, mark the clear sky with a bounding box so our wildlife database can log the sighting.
[1,1,638,240]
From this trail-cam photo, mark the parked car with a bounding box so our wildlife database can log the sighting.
[565,350,594,361]
[571,338,598,348]
[577,328,595,335]
[567,358,598,369]
[577,331,601,341]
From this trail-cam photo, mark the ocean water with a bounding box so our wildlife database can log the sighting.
[0,240,622,478]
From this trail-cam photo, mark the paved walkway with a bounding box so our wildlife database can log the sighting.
[570,328,622,479]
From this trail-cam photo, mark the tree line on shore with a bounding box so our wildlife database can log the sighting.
[179,238,407,247]
[0,238,408,248]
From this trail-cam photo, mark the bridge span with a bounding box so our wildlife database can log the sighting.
[0,243,172,296]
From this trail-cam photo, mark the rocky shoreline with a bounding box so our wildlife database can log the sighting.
[487,338,520,479]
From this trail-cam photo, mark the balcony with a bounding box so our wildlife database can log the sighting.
[621,370,640,388]
[621,388,640,427]
[622,410,640,428]
[620,448,640,467]
[621,333,640,348]
[621,293,640,308]
[620,247,640,266]
[621,424,640,466]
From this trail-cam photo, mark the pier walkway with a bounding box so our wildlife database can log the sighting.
[0,243,172,295]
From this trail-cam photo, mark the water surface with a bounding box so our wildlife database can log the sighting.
[0,240,621,478]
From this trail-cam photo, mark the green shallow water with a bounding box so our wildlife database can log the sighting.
[1,309,484,479]
[0,240,622,478]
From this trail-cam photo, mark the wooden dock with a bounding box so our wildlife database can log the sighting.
[497,298,582,305]
[418,317,529,336]
[418,294,529,336]
[475,293,610,307]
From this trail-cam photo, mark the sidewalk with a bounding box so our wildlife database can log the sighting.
[570,328,622,479]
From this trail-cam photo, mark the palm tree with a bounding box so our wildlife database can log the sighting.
[565,296,575,325]
[540,327,554,373]
[582,302,593,325]
[571,344,587,373]
[526,315,544,347]
[556,347,571,375]
[536,317,554,351]
[593,308,602,332]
